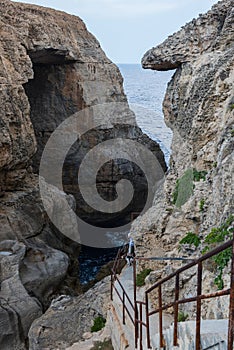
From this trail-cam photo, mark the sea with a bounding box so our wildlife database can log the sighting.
[119,64,173,164]
[79,64,174,284]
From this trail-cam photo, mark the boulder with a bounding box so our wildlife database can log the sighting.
[0,241,42,350]
[28,277,111,349]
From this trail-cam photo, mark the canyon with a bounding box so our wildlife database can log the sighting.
[0,0,233,349]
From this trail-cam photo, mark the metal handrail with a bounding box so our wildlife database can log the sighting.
[111,248,122,300]
[111,252,147,349]
[111,248,136,327]
[110,235,234,350]
[145,236,234,350]
[112,271,135,311]
[112,278,135,324]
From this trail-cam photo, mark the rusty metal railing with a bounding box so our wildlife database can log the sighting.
[111,253,137,345]
[111,250,148,349]
[110,235,234,349]
[131,211,141,222]
[111,247,122,301]
[145,235,234,350]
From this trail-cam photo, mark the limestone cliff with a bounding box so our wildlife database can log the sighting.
[0,0,166,348]
[0,0,166,228]
[131,0,234,318]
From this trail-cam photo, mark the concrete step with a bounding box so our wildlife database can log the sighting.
[112,266,173,350]
[111,278,136,350]
[110,267,230,350]
[152,319,229,350]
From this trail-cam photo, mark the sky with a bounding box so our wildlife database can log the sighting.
[12,0,218,63]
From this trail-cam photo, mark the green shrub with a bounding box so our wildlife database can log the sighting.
[213,248,232,290]
[202,215,234,289]
[172,169,208,208]
[178,311,188,322]
[203,215,234,249]
[179,232,201,248]
[213,162,217,168]
[192,169,207,182]
[91,316,106,333]
[178,217,233,290]
[199,199,205,212]
[136,268,152,287]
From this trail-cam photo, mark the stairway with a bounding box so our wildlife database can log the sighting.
[110,265,231,350]
[110,266,136,349]
[110,266,172,350]
[153,319,229,350]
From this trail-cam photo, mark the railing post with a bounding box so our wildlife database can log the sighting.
[111,272,113,301]
[115,248,121,273]
[140,303,143,350]
[158,285,164,348]
[123,291,126,325]
[228,232,234,350]
[133,258,138,349]
[144,239,233,350]
[173,273,180,346]
[145,292,152,349]
[196,261,203,350]
[111,248,122,301]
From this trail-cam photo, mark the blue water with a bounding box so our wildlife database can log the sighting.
[79,64,173,284]
[118,64,173,164]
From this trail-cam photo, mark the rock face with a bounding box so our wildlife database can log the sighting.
[28,277,111,349]
[142,0,233,71]
[130,0,234,319]
[0,178,78,349]
[0,0,167,348]
[0,0,166,228]
[0,241,42,350]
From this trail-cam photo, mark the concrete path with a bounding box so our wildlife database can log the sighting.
[112,266,231,350]
[112,265,173,349]
[158,319,229,350]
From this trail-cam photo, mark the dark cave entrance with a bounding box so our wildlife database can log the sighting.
[24,50,84,173]
[24,49,148,230]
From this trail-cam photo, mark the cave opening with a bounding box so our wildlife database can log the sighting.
[23,50,147,230]
[24,50,84,173]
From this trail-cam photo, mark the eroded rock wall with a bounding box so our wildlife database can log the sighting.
[28,277,111,350]
[131,0,234,319]
[0,0,167,348]
[0,0,166,227]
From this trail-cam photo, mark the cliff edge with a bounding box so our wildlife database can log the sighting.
[132,0,233,318]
